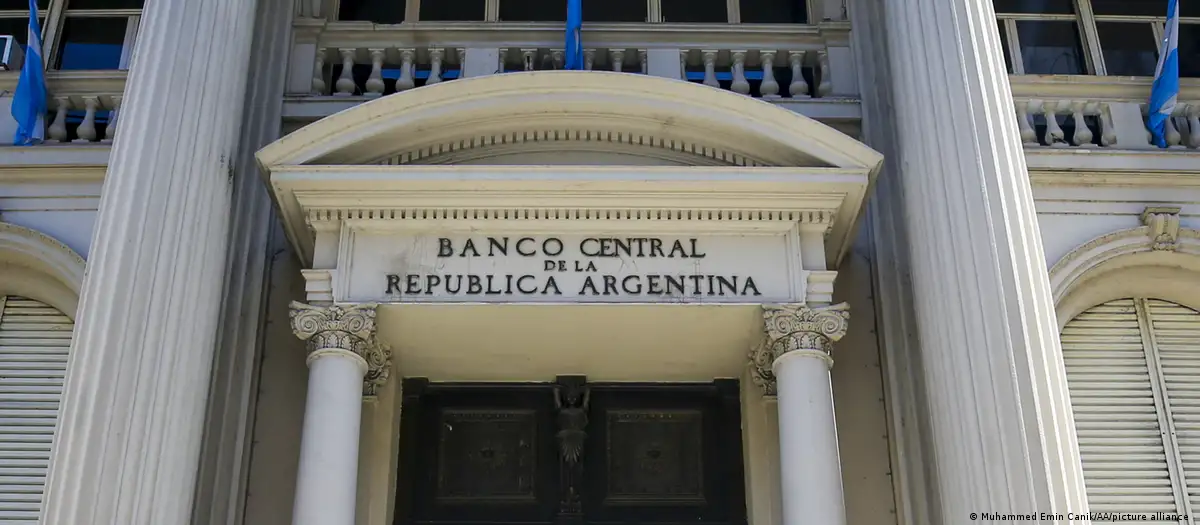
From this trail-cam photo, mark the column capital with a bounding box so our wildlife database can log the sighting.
[289,301,391,397]
[749,303,850,395]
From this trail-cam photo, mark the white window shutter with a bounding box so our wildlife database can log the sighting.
[1062,299,1180,516]
[1149,299,1200,513]
[0,297,73,523]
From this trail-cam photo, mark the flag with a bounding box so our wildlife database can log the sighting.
[11,0,45,146]
[564,0,583,70]
[1148,0,1179,148]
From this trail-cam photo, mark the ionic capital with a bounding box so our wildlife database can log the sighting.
[749,303,850,396]
[289,301,391,398]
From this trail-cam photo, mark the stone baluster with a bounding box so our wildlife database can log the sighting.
[73,96,99,143]
[456,48,466,78]
[1015,102,1037,145]
[759,51,779,97]
[1186,105,1200,148]
[1070,101,1092,147]
[609,49,625,72]
[730,50,750,94]
[788,51,808,98]
[427,48,444,84]
[334,48,356,95]
[1042,101,1065,147]
[639,49,647,74]
[750,303,850,525]
[103,95,121,143]
[396,48,415,91]
[679,50,689,79]
[47,96,69,142]
[583,49,595,71]
[312,47,326,95]
[521,48,537,71]
[816,49,832,97]
[1165,112,1183,148]
[702,50,719,87]
[551,49,564,70]
[1099,104,1117,147]
[364,48,385,97]
[289,303,391,525]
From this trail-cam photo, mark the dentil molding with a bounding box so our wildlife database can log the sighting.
[748,302,850,395]
[289,301,391,398]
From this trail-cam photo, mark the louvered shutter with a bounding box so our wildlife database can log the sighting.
[0,297,73,523]
[1062,299,1181,517]
[1150,299,1200,513]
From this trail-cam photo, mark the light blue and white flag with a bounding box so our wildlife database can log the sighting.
[564,0,583,70]
[1148,0,1180,148]
[11,0,46,146]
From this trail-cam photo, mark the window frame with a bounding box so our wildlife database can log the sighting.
[332,0,816,25]
[0,0,141,71]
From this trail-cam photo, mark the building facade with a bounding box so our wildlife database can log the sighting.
[0,0,1198,524]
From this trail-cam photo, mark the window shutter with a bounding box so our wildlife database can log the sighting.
[1062,299,1180,515]
[0,297,73,523]
[1149,299,1200,513]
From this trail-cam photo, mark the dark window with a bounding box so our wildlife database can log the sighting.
[64,0,143,8]
[0,17,29,47]
[340,0,405,23]
[1092,0,1198,17]
[0,0,49,10]
[1182,24,1200,78]
[740,0,806,23]
[420,0,485,21]
[499,0,565,21]
[1097,22,1158,76]
[662,0,726,23]
[1017,20,1086,74]
[993,0,1074,15]
[56,17,128,70]
[999,21,1014,73]
[395,378,746,525]
[583,0,645,22]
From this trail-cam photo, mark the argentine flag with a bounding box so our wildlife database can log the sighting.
[11,0,45,145]
[564,0,583,70]
[1148,0,1179,148]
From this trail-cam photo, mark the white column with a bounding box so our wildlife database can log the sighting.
[872,0,1089,520]
[751,303,850,525]
[38,0,258,522]
[288,302,390,525]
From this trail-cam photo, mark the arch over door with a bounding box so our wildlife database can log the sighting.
[1062,298,1200,521]
[0,296,73,523]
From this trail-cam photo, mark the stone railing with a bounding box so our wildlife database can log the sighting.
[289,20,857,100]
[1011,75,1200,150]
[0,70,126,145]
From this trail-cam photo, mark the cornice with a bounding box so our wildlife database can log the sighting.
[0,145,109,183]
[1024,147,1200,175]
[0,70,127,97]
[1009,74,1200,101]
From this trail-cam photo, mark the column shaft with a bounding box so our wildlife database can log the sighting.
[39,0,257,522]
[774,351,845,525]
[292,352,368,525]
[877,0,1088,519]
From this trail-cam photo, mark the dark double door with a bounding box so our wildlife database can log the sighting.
[394,378,747,525]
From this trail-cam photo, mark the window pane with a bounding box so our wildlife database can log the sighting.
[0,17,28,47]
[1097,22,1157,76]
[56,17,127,70]
[740,0,806,23]
[993,0,1073,15]
[1016,20,1086,74]
[499,0,565,21]
[0,0,48,10]
[1182,24,1200,78]
[662,0,725,22]
[339,0,404,22]
[999,21,1014,73]
[583,0,645,22]
[420,0,484,21]
[66,0,144,9]
[1091,0,1161,16]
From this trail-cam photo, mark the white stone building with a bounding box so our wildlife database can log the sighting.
[0,0,1198,523]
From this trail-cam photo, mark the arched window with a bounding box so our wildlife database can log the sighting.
[0,296,73,523]
[1063,298,1200,517]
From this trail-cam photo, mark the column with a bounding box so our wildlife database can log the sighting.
[750,303,850,525]
[868,0,1089,519]
[38,0,259,522]
[289,302,390,525]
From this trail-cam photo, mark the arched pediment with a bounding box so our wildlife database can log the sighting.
[256,71,882,170]
[0,222,86,318]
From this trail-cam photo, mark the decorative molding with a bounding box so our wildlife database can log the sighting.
[749,302,850,394]
[1048,223,1200,303]
[805,270,838,304]
[301,269,335,303]
[289,301,391,397]
[0,221,87,317]
[1141,206,1182,251]
[308,207,838,225]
